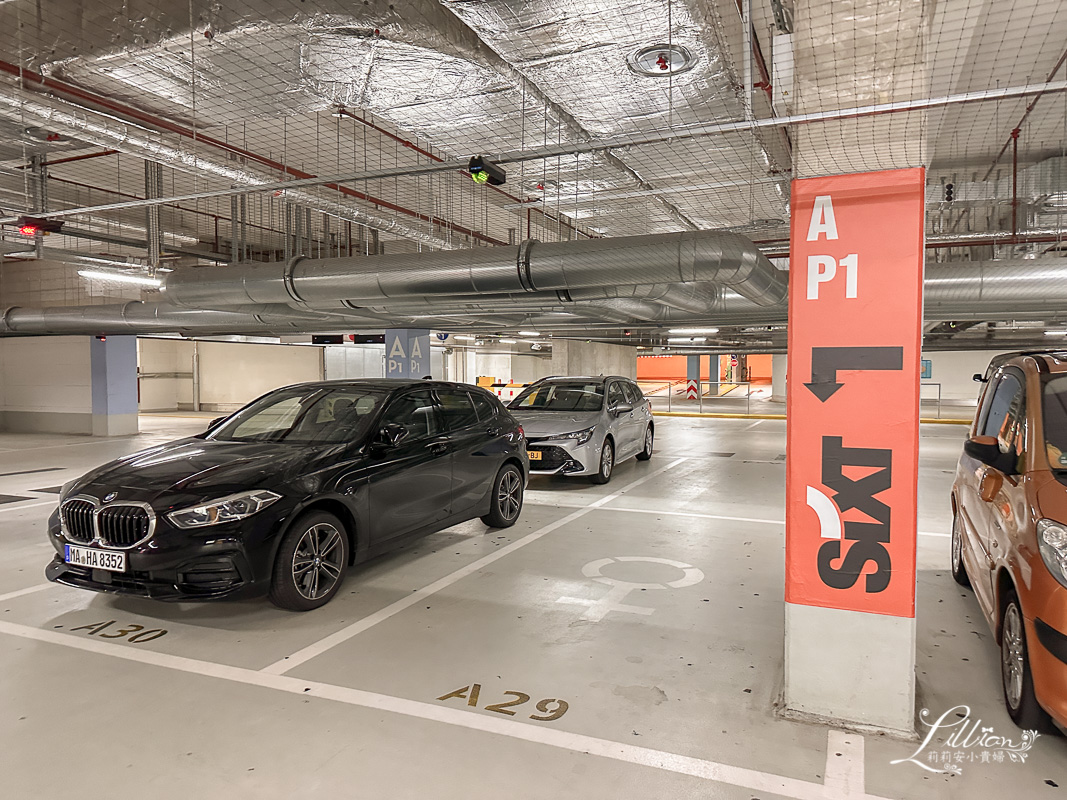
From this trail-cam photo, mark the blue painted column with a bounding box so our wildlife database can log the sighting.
[90,335,139,436]
[385,329,430,379]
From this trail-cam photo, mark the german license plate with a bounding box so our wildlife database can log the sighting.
[527,450,542,461]
[64,544,126,572]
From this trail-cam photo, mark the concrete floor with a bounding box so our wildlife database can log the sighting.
[0,413,1064,798]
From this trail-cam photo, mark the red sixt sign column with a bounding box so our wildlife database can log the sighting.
[786,168,925,618]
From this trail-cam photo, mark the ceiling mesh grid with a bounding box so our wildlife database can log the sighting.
[0,0,1062,344]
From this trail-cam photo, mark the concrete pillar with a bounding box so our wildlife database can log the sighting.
[90,336,139,436]
[771,353,787,403]
[549,340,636,379]
[385,329,430,379]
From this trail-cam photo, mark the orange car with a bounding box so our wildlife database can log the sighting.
[951,350,1067,733]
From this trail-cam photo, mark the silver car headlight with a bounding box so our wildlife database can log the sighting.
[168,490,281,529]
[553,426,596,445]
[1038,519,1067,589]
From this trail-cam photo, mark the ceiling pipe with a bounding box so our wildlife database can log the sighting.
[160,230,788,310]
[0,81,459,251]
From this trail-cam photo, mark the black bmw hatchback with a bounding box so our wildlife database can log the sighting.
[46,379,528,610]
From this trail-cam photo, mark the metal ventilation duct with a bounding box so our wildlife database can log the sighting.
[0,84,457,251]
[160,230,788,310]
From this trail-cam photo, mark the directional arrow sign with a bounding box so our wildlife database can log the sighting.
[804,346,904,402]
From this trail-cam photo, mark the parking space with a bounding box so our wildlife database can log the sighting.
[1,415,1065,799]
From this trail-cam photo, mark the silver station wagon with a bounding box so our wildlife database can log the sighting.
[507,376,654,484]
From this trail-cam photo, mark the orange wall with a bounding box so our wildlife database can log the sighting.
[748,354,772,382]
[637,355,711,381]
[638,354,774,383]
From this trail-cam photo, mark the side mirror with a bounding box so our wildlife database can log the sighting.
[963,435,1018,475]
[375,423,409,447]
[613,402,634,416]
[972,373,986,383]
[208,416,227,429]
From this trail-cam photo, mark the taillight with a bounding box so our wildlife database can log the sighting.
[518,425,524,439]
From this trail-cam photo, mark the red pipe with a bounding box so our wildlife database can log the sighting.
[15,149,117,168]
[0,60,507,247]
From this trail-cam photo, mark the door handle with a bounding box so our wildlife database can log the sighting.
[428,442,448,454]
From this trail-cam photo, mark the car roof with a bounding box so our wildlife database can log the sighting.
[534,375,631,383]
[277,378,492,393]
[987,351,1067,377]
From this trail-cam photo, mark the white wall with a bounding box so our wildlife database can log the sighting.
[324,344,385,380]
[0,336,94,433]
[550,340,637,380]
[0,335,92,413]
[922,350,1003,403]
[197,341,324,411]
[137,338,193,411]
[511,354,550,384]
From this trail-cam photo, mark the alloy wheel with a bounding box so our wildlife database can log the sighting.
[602,444,614,477]
[291,522,344,601]
[644,428,653,454]
[498,469,522,521]
[1002,602,1025,710]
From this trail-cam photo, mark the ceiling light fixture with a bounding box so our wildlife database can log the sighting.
[78,269,161,288]
[499,339,517,344]
[518,330,540,337]
[1044,330,1067,336]
[454,335,476,341]
[668,327,719,335]
[667,337,707,344]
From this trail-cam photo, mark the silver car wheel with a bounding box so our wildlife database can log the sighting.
[1001,602,1025,710]
[951,514,963,571]
[601,443,614,478]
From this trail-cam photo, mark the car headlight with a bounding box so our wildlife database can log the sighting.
[553,426,595,445]
[168,490,281,530]
[1038,519,1067,589]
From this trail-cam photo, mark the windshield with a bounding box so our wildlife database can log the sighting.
[509,381,604,412]
[209,386,386,445]
[1043,374,1067,470]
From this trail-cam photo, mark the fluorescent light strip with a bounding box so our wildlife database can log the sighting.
[668,327,719,335]
[667,337,707,343]
[499,339,517,344]
[78,269,161,287]
[518,330,540,336]
[453,335,476,341]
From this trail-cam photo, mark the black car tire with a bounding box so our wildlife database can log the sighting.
[481,463,524,528]
[950,511,970,587]
[636,425,653,461]
[1000,590,1056,733]
[591,439,614,485]
[269,510,349,612]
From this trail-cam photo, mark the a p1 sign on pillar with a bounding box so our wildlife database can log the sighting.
[784,168,924,731]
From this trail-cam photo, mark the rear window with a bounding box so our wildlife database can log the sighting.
[509,381,604,412]
[471,391,499,422]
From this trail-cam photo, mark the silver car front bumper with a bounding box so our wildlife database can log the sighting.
[526,437,604,477]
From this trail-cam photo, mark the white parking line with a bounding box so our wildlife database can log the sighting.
[0,499,57,515]
[0,617,891,800]
[0,584,50,603]
[262,458,689,676]
[744,420,764,430]
[525,500,952,539]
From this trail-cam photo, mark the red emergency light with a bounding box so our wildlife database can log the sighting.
[18,224,38,236]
